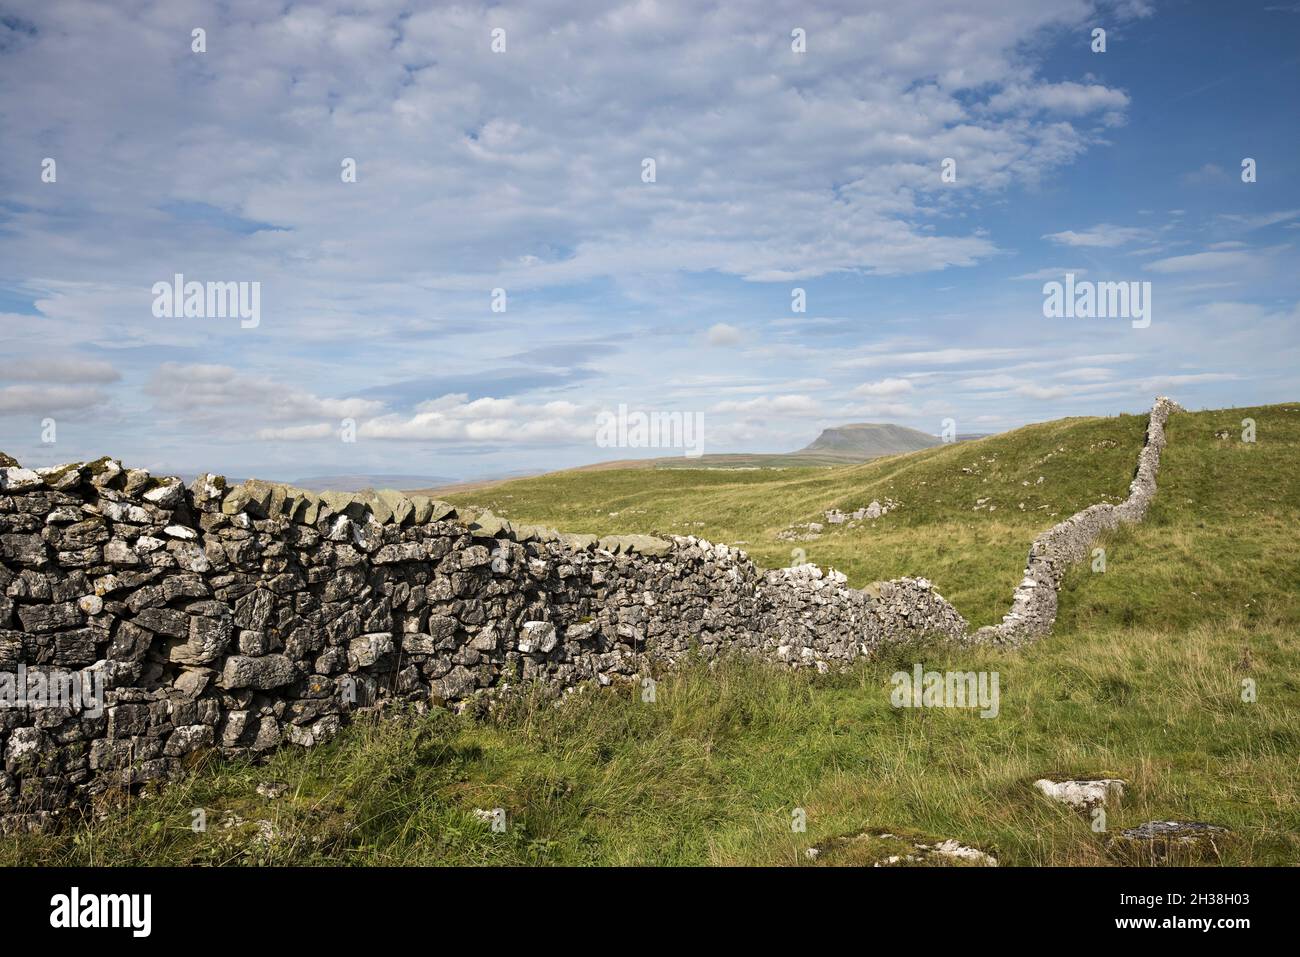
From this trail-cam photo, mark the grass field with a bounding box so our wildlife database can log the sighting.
[4,403,1297,866]
[447,408,1154,627]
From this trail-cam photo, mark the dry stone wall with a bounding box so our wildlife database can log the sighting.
[0,397,1177,828]
[0,460,963,828]
[969,395,1182,645]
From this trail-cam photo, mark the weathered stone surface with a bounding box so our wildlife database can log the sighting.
[219,654,297,690]
[598,534,673,557]
[143,480,185,508]
[1118,820,1228,841]
[17,601,82,633]
[1108,821,1231,862]
[469,511,512,539]
[164,724,215,756]
[348,633,393,669]
[0,467,42,492]
[1035,778,1125,809]
[1,533,48,567]
[164,612,232,665]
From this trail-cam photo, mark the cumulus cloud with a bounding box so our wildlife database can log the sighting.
[0,385,110,414]
[4,0,1257,476]
[987,82,1129,116]
[0,355,120,417]
[711,394,821,416]
[352,394,592,443]
[853,377,914,397]
[0,0,1136,312]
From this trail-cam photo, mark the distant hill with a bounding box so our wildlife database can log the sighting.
[623,420,971,470]
[173,472,457,492]
[409,423,982,493]
[799,422,941,461]
[291,473,456,492]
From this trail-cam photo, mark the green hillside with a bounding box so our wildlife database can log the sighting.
[445,409,1153,626]
[7,403,1297,867]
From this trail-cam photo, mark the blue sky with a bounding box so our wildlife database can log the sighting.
[1,0,1297,482]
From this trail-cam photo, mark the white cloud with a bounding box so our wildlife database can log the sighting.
[0,384,109,414]
[1136,372,1240,390]
[0,0,1137,317]
[706,323,745,346]
[842,347,1029,369]
[255,423,335,441]
[711,394,821,416]
[1043,224,1152,247]
[852,377,914,397]
[987,82,1129,116]
[1217,209,1300,230]
[0,357,120,384]
[358,394,593,443]
[145,363,384,424]
[837,400,919,420]
[1143,250,1256,273]
[1010,267,1088,281]
[1181,163,1226,185]
[956,373,1021,391]
[1055,367,1114,381]
[1014,383,1076,400]
[1,1,1273,476]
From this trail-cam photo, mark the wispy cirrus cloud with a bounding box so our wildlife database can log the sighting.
[1144,249,1258,273]
[1043,224,1153,247]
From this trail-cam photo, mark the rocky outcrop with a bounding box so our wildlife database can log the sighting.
[0,398,1177,825]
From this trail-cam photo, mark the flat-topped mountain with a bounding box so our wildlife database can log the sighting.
[552,420,969,475]
[799,422,941,460]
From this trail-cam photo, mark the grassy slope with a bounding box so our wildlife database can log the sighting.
[445,410,1151,627]
[5,403,1297,866]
